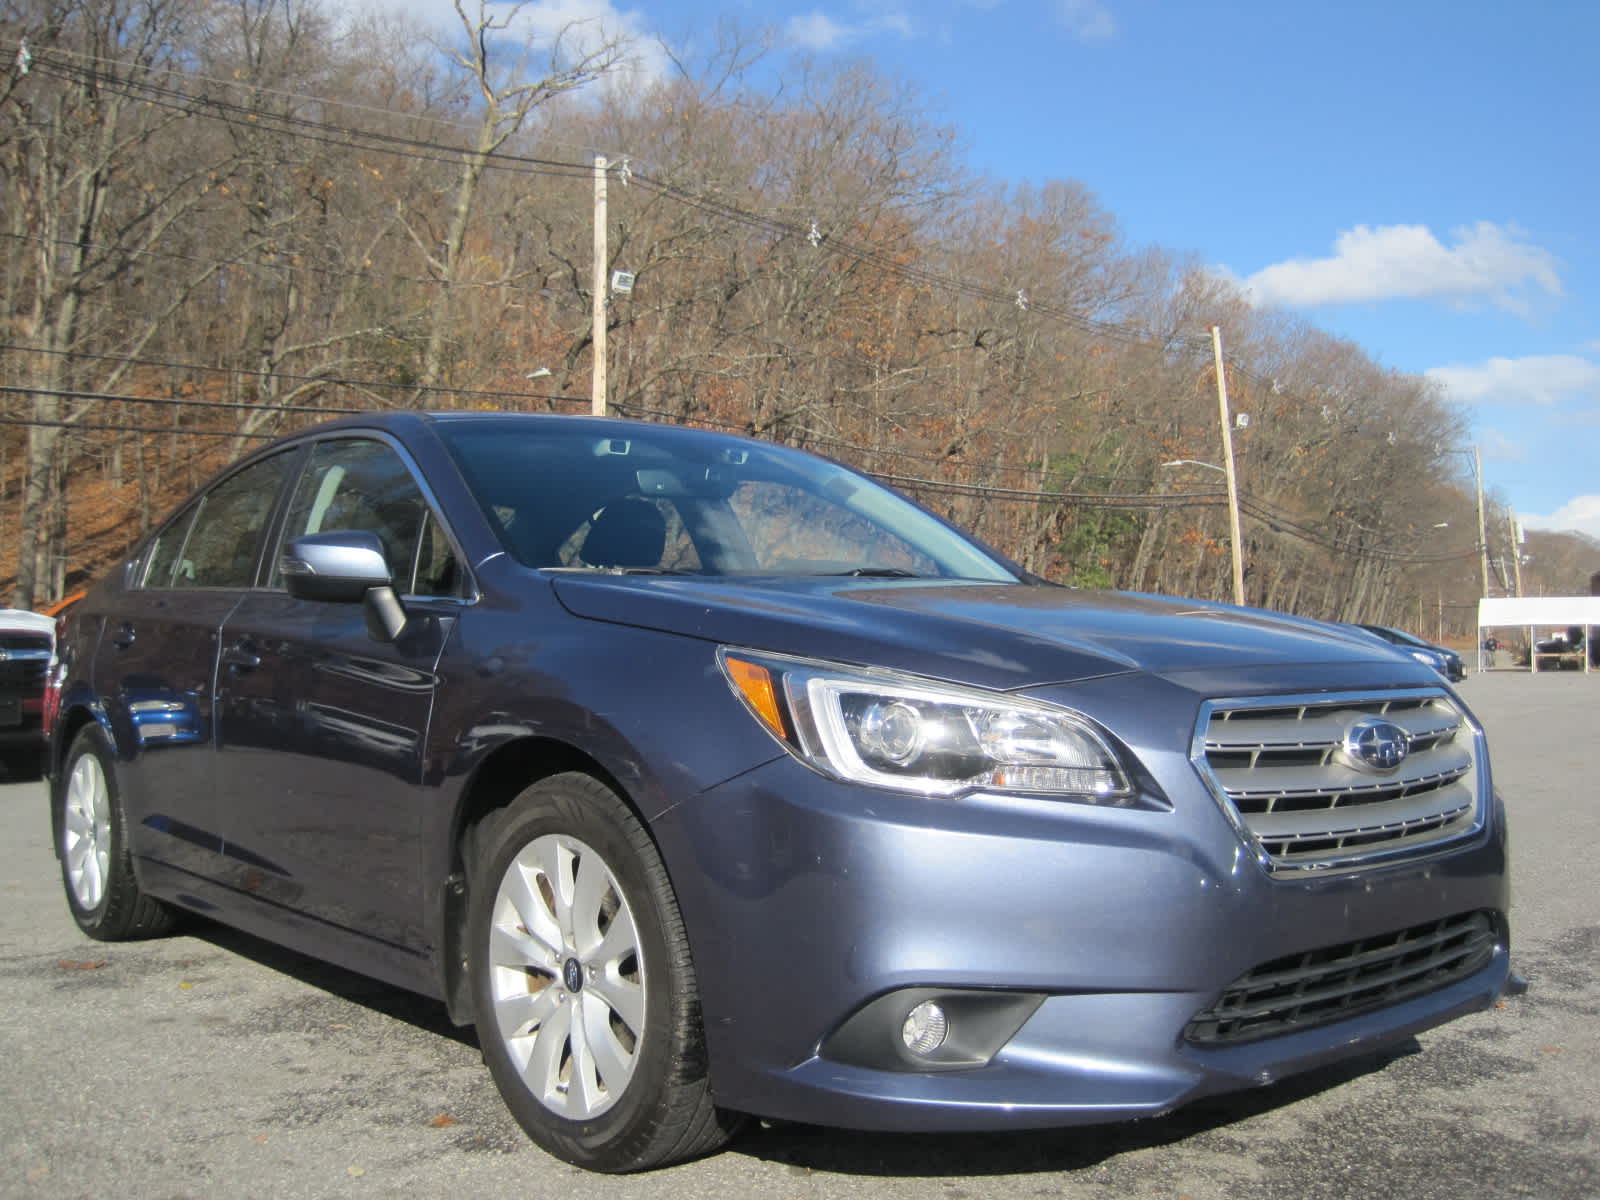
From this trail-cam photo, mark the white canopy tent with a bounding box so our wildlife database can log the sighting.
[1476,595,1600,673]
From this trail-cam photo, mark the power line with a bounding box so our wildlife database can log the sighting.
[0,400,1479,564]
[1,38,1488,573]
[0,353,590,409]
[0,414,278,439]
[609,398,1187,487]
[870,471,1229,510]
[20,51,597,181]
[13,43,1197,354]
[0,226,470,293]
[0,382,365,417]
[7,346,1206,488]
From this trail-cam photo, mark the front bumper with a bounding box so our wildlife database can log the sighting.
[656,739,1509,1130]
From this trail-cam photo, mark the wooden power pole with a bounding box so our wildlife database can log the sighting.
[1474,445,1489,598]
[1212,326,1246,607]
[592,155,608,417]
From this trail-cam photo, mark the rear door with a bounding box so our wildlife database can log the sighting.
[97,450,296,881]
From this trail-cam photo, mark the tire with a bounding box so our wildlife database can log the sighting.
[57,725,178,941]
[466,772,741,1171]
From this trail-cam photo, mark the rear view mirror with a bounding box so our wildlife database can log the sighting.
[635,467,740,501]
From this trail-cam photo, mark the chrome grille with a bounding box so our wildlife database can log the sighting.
[1184,911,1498,1045]
[0,633,51,654]
[1196,690,1485,873]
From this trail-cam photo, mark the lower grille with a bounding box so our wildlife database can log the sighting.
[1184,911,1497,1045]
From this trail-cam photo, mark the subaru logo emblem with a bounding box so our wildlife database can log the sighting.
[1344,717,1410,772]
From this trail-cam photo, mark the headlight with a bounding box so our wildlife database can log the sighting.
[718,648,1133,803]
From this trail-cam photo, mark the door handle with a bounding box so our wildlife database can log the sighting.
[111,623,136,649]
[221,642,261,670]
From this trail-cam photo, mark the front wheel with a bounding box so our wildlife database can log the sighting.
[466,772,741,1171]
[57,725,177,941]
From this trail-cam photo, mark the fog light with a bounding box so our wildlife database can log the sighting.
[900,1001,949,1056]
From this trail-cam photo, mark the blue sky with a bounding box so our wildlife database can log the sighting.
[388,0,1599,540]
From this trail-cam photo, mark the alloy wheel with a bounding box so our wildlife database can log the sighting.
[486,833,645,1119]
[63,750,112,911]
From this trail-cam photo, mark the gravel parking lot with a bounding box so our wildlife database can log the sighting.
[3,669,1596,1199]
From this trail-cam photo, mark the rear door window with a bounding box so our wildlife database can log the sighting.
[141,453,293,590]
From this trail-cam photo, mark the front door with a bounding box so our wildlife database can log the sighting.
[213,435,464,953]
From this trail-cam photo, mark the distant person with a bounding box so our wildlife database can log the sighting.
[1482,635,1499,667]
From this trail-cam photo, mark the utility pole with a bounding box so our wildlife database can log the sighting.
[1508,513,1524,597]
[1212,326,1246,607]
[1473,445,1489,598]
[592,155,608,417]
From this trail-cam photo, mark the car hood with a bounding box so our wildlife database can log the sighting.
[1,608,56,638]
[547,574,1413,692]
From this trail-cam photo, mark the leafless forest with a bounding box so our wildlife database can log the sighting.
[3,0,1592,630]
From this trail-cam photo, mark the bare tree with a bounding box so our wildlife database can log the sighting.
[407,0,627,398]
[3,0,245,605]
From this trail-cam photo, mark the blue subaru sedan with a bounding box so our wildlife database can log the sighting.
[48,412,1510,1171]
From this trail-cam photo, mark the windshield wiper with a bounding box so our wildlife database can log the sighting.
[832,566,924,578]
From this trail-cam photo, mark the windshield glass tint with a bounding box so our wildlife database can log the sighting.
[436,419,1018,582]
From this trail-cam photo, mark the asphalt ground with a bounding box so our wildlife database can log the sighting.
[2,668,1596,1199]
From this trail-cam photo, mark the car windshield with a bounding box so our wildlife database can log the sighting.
[436,418,1019,582]
[1364,624,1431,650]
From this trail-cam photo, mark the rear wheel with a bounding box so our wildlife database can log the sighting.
[466,772,740,1171]
[57,726,177,941]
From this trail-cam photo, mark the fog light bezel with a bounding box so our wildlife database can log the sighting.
[821,988,1045,1073]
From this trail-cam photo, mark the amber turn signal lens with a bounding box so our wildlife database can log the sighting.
[724,656,788,740]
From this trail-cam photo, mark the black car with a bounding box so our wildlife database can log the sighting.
[1354,623,1466,681]
[1,607,54,778]
[48,413,1510,1171]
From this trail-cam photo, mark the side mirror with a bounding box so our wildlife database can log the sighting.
[280,531,408,641]
[281,531,391,601]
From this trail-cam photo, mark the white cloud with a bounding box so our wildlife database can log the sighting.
[1477,428,1528,464]
[875,8,915,37]
[1520,495,1600,542]
[1056,0,1117,40]
[1244,221,1562,312]
[347,0,671,88]
[787,11,851,50]
[1425,355,1600,408]
[785,7,916,51]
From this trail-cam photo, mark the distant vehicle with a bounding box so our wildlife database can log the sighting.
[48,413,1511,1171]
[1535,627,1584,655]
[1355,623,1466,682]
[0,607,55,778]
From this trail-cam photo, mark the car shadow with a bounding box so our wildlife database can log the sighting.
[0,756,45,783]
[179,914,1418,1176]
[730,1041,1417,1176]
[187,918,479,1050]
